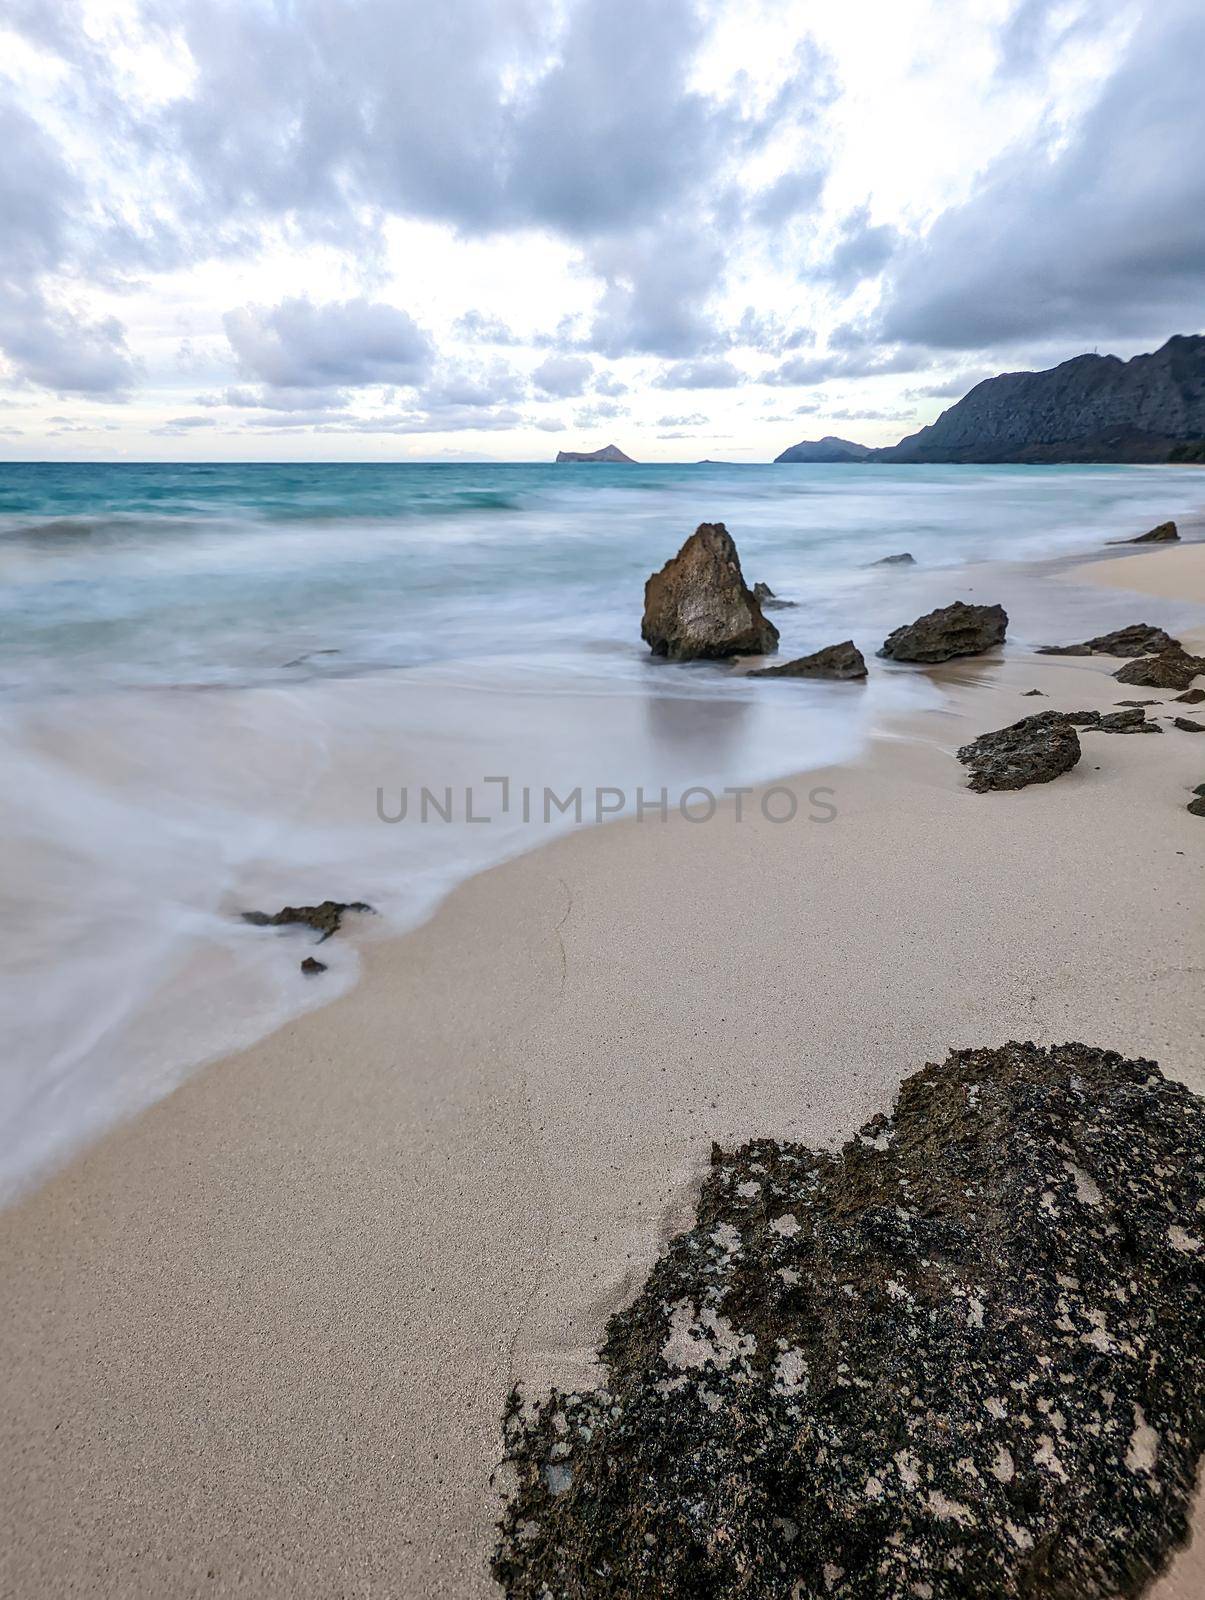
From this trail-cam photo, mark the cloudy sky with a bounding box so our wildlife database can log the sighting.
[1,0,1202,462]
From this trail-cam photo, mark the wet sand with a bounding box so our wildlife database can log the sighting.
[2,544,1204,1598]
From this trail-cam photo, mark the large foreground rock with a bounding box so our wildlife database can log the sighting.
[879,601,1008,663]
[1037,622,1180,658]
[494,1042,1205,1600]
[1114,647,1205,691]
[642,524,779,661]
[957,711,1081,791]
[747,640,867,680]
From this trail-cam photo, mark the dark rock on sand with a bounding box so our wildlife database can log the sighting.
[242,899,373,942]
[493,1041,1205,1600]
[300,956,328,976]
[1174,717,1205,733]
[1114,648,1205,691]
[1116,699,1162,707]
[957,711,1081,791]
[642,524,779,661]
[1064,708,1162,734]
[1109,519,1179,544]
[1023,688,1045,696]
[879,601,1007,663]
[748,641,867,681]
[751,581,797,611]
[1037,623,1180,658]
[872,552,915,566]
[1175,688,1205,705]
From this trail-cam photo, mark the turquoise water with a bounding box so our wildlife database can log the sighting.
[2,460,1203,694]
[1,460,1203,1198]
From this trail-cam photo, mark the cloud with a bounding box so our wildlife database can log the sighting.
[904,371,994,399]
[654,359,744,389]
[656,412,708,426]
[761,346,920,387]
[223,297,433,389]
[0,100,137,395]
[882,0,1205,348]
[573,399,627,425]
[451,310,523,345]
[531,353,594,398]
[814,205,897,288]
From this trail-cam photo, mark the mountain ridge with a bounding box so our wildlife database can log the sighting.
[776,336,1205,465]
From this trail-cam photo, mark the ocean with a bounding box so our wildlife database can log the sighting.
[2,460,1202,1194]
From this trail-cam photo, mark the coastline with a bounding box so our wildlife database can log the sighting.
[2,541,1204,1597]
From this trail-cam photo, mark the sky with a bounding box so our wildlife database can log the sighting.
[0,0,1202,463]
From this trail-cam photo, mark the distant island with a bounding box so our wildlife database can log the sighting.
[555,444,636,463]
[774,436,872,464]
[776,335,1205,465]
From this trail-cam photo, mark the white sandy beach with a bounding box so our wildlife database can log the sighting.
[2,543,1204,1598]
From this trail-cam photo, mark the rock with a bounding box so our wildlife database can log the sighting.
[300,956,328,976]
[871,552,915,566]
[1116,699,1162,707]
[1109,520,1179,544]
[555,444,635,463]
[747,641,867,681]
[493,1041,1205,1600]
[879,601,1007,663]
[1175,688,1205,704]
[1174,717,1205,733]
[957,711,1081,791]
[1114,647,1205,691]
[1023,688,1045,696]
[1098,708,1162,733]
[1064,708,1162,734]
[1037,623,1180,658]
[1189,796,1205,816]
[242,899,373,942]
[642,524,779,661]
[751,581,797,610]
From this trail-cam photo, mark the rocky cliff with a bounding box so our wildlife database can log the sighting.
[877,335,1205,463]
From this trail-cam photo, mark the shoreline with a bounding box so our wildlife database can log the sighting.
[2,539,1204,1596]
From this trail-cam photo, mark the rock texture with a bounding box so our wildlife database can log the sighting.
[1037,623,1180,659]
[494,1042,1205,1600]
[1174,717,1205,733]
[956,711,1081,791]
[751,582,797,611]
[1111,521,1179,544]
[872,552,915,566]
[748,641,867,681]
[1064,708,1162,734]
[555,445,635,463]
[242,900,373,942]
[774,435,872,464]
[879,602,1007,663]
[642,525,779,661]
[874,335,1205,463]
[1175,689,1205,705]
[1114,649,1205,691]
[299,956,328,975]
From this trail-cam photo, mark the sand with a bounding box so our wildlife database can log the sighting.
[2,544,1204,1598]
